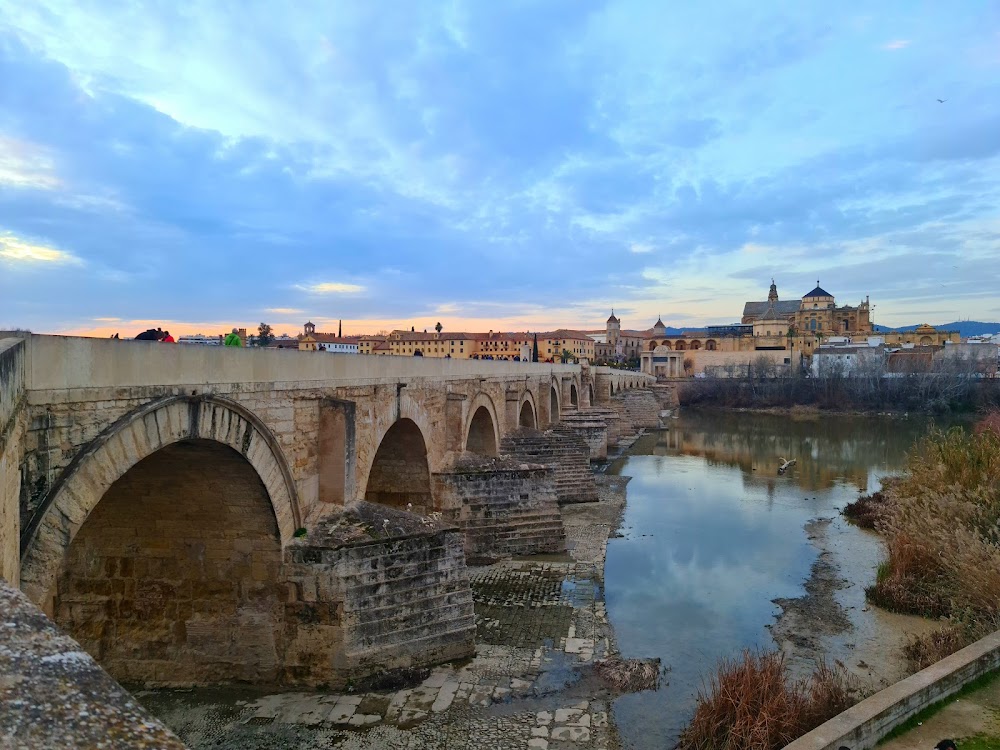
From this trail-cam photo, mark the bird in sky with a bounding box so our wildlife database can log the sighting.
[937,98,947,103]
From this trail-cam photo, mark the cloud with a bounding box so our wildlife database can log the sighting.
[264,307,304,315]
[1,2,999,332]
[882,40,911,50]
[0,233,82,266]
[92,316,121,322]
[295,282,367,295]
[0,136,61,190]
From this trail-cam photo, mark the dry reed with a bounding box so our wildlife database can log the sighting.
[867,420,1000,668]
[677,650,860,750]
[842,490,889,530]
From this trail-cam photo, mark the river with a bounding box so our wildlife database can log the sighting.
[604,410,954,750]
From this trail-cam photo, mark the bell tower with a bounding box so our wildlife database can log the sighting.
[768,279,778,303]
[607,310,621,346]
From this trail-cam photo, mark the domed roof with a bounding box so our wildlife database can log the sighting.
[607,310,619,323]
[652,316,667,331]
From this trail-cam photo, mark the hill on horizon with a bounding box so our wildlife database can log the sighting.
[873,321,1000,337]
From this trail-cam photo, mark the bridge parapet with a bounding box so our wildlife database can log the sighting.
[1,337,26,585]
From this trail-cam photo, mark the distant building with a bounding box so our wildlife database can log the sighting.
[350,326,593,361]
[177,334,221,346]
[297,321,360,353]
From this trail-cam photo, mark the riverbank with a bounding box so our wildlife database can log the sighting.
[681,403,954,419]
[137,475,640,750]
[769,517,939,690]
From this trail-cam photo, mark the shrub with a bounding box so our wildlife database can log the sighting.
[842,490,888,530]
[677,649,861,750]
[902,613,1000,672]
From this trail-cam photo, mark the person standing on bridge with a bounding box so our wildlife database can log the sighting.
[224,328,243,347]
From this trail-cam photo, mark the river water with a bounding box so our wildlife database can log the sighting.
[604,410,952,750]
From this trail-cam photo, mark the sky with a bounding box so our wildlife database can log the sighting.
[1,1,999,338]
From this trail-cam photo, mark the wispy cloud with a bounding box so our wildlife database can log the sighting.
[0,233,82,266]
[630,242,654,254]
[882,40,911,51]
[0,136,61,190]
[295,282,367,295]
[264,307,304,315]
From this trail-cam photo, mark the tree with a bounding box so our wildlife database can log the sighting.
[256,322,274,347]
[560,349,576,364]
[532,333,539,363]
[435,321,443,334]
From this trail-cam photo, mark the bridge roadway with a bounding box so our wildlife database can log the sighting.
[0,333,657,689]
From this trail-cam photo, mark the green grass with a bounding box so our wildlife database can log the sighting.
[958,733,1000,750]
[877,668,1000,745]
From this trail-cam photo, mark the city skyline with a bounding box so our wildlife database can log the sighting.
[2,2,1000,335]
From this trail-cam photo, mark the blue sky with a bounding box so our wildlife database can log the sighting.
[1,1,999,336]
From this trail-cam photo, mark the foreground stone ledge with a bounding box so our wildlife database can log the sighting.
[783,629,1000,750]
[0,579,187,750]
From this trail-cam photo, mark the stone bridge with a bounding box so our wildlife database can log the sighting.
[0,334,668,690]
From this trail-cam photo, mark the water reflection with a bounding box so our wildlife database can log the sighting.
[604,412,946,749]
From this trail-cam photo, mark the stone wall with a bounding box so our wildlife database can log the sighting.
[500,430,599,505]
[282,502,475,687]
[53,441,285,686]
[432,457,565,563]
[554,415,609,460]
[610,389,662,430]
[785,630,1000,750]
[0,337,25,585]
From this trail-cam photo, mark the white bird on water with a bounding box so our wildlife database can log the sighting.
[778,457,797,475]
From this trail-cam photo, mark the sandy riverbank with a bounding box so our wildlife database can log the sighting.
[769,516,940,691]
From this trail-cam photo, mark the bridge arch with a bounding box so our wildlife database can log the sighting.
[365,417,433,513]
[549,380,561,424]
[464,393,500,456]
[588,382,595,406]
[570,383,579,409]
[518,390,537,429]
[19,395,300,646]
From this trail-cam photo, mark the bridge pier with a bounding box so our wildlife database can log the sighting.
[432,456,565,564]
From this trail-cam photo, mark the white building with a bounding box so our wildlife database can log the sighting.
[317,341,358,354]
[810,343,885,376]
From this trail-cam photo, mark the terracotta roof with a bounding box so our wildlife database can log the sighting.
[311,335,358,345]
